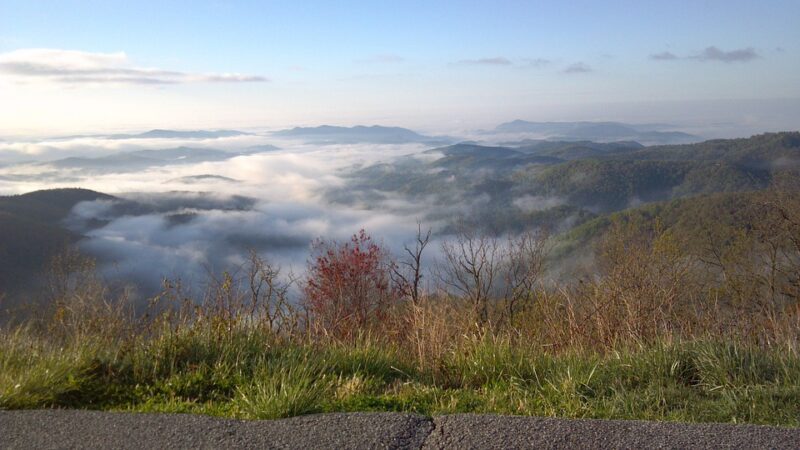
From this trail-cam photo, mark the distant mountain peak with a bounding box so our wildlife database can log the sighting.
[272,124,453,145]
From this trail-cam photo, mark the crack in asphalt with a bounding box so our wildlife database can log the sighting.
[387,414,432,449]
[418,416,436,449]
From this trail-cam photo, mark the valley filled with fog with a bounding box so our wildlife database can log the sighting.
[0,128,442,295]
[3,121,798,300]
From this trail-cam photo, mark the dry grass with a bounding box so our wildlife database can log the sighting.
[3,190,800,423]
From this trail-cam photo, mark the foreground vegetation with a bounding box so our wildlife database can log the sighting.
[2,180,800,426]
[4,326,800,425]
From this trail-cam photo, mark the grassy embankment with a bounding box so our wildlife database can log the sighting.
[3,303,799,426]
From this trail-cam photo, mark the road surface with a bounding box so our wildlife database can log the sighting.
[2,410,799,449]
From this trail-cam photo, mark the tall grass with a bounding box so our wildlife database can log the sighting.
[3,207,800,425]
[3,312,800,425]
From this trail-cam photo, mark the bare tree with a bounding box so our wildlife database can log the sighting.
[438,228,500,326]
[46,246,103,307]
[45,246,132,340]
[391,223,431,306]
[499,230,549,322]
[196,251,296,335]
[246,250,297,335]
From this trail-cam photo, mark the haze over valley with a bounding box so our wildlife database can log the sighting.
[1,119,798,304]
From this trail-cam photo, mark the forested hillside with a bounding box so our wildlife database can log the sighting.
[528,159,770,211]
[0,189,113,299]
[618,132,800,163]
[331,132,799,236]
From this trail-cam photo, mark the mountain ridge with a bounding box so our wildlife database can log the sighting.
[273,125,453,145]
[491,120,698,144]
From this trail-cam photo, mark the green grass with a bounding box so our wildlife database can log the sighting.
[2,326,799,426]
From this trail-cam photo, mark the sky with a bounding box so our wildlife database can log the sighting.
[1,0,799,135]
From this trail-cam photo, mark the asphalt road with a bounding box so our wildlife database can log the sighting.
[2,410,799,449]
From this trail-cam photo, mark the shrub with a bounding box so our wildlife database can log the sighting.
[304,230,400,340]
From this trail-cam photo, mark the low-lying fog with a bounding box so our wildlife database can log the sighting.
[0,119,772,296]
[1,131,459,294]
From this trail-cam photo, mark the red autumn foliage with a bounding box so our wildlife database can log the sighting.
[304,229,399,338]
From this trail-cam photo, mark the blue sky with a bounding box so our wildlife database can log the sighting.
[1,0,798,134]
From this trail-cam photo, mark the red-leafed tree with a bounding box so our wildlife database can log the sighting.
[304,229,399,339]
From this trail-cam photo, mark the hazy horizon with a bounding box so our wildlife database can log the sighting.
[2,1,799,136]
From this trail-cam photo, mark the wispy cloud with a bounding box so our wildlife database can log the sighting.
[652,46,760,63]
[456,57,513,66]
[562,62,592,74]
[355,54,405,64]
[649,51,678,61]
[692,46,759,62]
[0,48,268,85]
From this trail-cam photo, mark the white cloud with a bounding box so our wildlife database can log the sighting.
[0,48,268,85]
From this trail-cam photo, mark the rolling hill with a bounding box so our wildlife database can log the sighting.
[0,189,114,298]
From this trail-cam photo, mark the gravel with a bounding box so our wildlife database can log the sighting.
[2,410,799,449]
[0,410,431,450]
[424,414,800,449]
